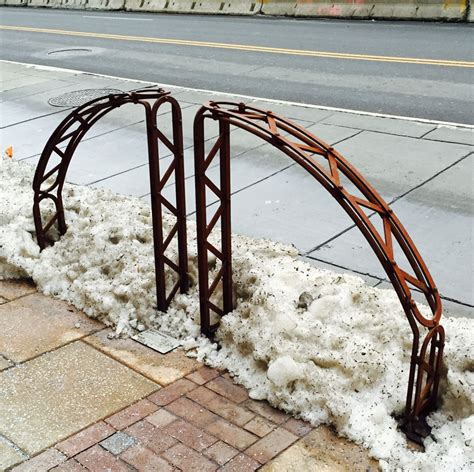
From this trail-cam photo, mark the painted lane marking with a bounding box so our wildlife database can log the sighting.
[0,25,473,68]
[81,15,153,21]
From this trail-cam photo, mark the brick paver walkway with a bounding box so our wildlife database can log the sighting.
[0,279,378,471]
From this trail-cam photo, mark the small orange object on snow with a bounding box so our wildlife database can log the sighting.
[5,146,13,159]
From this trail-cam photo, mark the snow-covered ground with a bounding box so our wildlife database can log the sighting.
[1,160,472,471]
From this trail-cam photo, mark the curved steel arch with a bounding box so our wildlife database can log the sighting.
[193,101,444,444]
[33,89,189,312]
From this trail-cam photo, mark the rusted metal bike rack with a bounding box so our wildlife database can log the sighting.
[193,101,445,445]
[33,89,189,312]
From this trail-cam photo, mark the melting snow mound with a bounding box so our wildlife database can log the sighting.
[0,160,473,471]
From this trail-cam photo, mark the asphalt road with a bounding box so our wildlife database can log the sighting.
[0,7,473,123]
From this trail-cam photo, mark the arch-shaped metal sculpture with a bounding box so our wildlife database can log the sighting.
[193,101,445,444]
[33,89,188,312]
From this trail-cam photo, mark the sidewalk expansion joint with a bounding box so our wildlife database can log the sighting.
[187,162,296,218]
[304,255,384,283]
[1,108,73,130]
[306,256,473,308]
[388,151,473,206]
[304,151,474,256]
[0,433,29,462]
[4,328,107,369]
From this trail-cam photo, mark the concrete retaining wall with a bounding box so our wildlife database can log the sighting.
[262,1,468,21]
[26,0,124,7]
[86,0,125,9]
[4,0,28,5]
[4,0,472,21]
[125,0,259,15]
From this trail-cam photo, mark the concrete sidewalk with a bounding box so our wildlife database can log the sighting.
[1,60,472,316]
[0,60,472,470]
[0,279,379,471]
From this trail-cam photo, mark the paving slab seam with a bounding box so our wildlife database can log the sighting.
[1,108,73,130]
[81,336,197,387]
[307,255,474,309]
[2,328,108,368]
[303,150,474,256]
[305,255,385,282]
[0,353,15,372]
[418,127,442,139]
[0,433,28,463]
[328,128,365,146]
[142,123,364,205]
[388,150,473,206]
[137,132,290,199]
[187,162,296,217]
[18,101,196,163]
[435,296,474,309]
[422,136,474,146]
[89,119,245,189]
[318,121,438,139]
[86,128,216,188]
[0,290,37,304]
[1,83,76,104]
[18,119,148,162]
[3,81,175,130]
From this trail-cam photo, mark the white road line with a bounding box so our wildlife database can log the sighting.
[2,59,473,130]
[81,15,152,21]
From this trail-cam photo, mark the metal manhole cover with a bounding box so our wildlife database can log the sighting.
[47,48,93,56]
[48,88,125,107]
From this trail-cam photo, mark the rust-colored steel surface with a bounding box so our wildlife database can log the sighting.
[33,89,189,312]
[193,101,445,445]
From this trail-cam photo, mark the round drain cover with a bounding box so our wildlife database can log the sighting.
[48,88,124,107]
[48,48,93,56]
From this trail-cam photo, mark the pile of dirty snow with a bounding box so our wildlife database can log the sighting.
[0,160,472,471]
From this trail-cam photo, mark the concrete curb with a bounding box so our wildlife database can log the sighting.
[3,0,473,21]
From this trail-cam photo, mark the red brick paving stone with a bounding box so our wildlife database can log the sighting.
[206,377,248,403]
[12,448,66,471]
[76,445,129,471]
[163,418,218,452]
[187,386,255,426]
[162,443,218,472]
[50,459,86,471]
[205,418,258,451]
[218,453,260,472]
[186,366,221,385]
[204,441,239,466]
[148,378,197,406]
[166,396,219,428]
[244,416,275,438]
[125,419,177,454]
[146,408,178,428]
[245,427,299,464]
[56,421,115,457]
[121,444,174,472]
[242,399,289,424]
[105,399,158,430]
[282,417,314,437]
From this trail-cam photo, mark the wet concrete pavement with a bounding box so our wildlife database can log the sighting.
[1,60,472,315]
